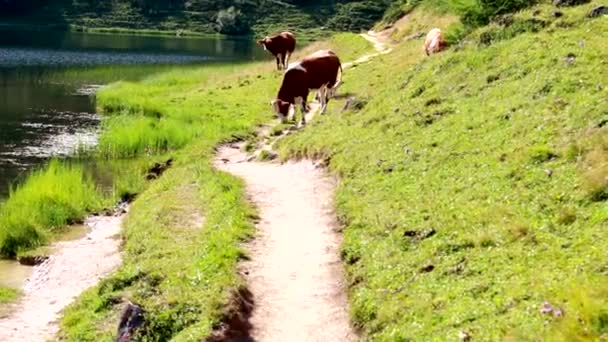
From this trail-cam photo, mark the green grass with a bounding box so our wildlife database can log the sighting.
[0,286,20,304]
[0,160,106,257]
[59,33,372,341]
[60,159,255,341]
[45,64,195,86]
[278,3,608,340]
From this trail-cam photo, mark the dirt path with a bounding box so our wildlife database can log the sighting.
[214,33,391,341]
[342,32,393,69]
[0,208,126,341]
[216,146,355,341]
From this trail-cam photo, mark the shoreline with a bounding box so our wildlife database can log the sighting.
[0,22,330,40]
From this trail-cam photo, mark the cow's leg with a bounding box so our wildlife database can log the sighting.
[284,52,291,69]
[276,54,282,70]
[319,86,328,114]
[279,53,286,70]
[295,96,307,126]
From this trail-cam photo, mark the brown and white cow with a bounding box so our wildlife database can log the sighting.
[272,50,342,125]
[257,31,296,70]
[424,28,446,56]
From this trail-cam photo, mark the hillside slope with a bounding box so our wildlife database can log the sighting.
[55,36,373,341]
[279,2,608,340]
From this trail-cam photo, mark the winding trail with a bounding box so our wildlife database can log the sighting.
[216,146,355,341]
[0,209,126,341]
[215,33,391,341]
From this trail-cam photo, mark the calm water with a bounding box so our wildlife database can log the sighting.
[0,30,267,198]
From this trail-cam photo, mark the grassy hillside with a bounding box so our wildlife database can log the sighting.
[279,2,608,340]
[3,0,606,340]
[58,35,372,341]
[0,0,398,37]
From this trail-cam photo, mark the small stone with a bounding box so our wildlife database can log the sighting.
[18,255,49,266]
[588,5,608,18]
[116,302,145,342]
[565,53,576,64]
[544,169,554,177]
[554,307,564,317]
[420,264,435,273]
[540,301,554,314]
[459,330,472,341]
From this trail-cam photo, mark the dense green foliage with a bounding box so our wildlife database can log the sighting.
[452,0,539,27]
[59,35,372,340]
[0,0,398,36]
[0,160,105,257]
[279,2,608,340]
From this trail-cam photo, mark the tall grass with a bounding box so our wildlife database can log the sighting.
[0,160,105,257]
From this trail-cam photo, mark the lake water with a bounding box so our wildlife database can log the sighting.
[0,30,267,198]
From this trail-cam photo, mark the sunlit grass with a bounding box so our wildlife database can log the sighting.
[0,286,20,304]
[279,3,608,340]
[0,160,105,257]
[60,33,372,341]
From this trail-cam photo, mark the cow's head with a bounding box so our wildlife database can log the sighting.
[257,37,270,51]
[271,99,291,122]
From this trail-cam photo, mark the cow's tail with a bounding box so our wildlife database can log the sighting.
[330,62,343,98]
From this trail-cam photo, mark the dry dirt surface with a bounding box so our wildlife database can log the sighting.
[216,145,356,342]
[0,210,126,342]
[342,32,393,69]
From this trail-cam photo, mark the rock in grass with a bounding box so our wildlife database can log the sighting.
[18,255,49,266]
[116,302,145,342]
[588,5,608,17]
[459,330,472,341]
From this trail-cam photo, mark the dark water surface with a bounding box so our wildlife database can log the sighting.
[0,30,266,198]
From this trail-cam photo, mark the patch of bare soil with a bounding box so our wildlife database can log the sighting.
[343,32,393,69]
[0,208,127,342]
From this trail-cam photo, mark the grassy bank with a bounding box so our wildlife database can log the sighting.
[279,2,608,340]
[58,34,372,340]
[0,160,106,257]
[0,286,19,305]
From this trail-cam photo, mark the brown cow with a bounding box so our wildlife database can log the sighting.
[272,50,342,125]
[424,28,447,56]
[257,31,296,70]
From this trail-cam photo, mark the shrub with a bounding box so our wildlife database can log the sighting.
[447,0,539,27]
[329,1,395,31]
[215,6,250,35]
[478,18,547,45]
